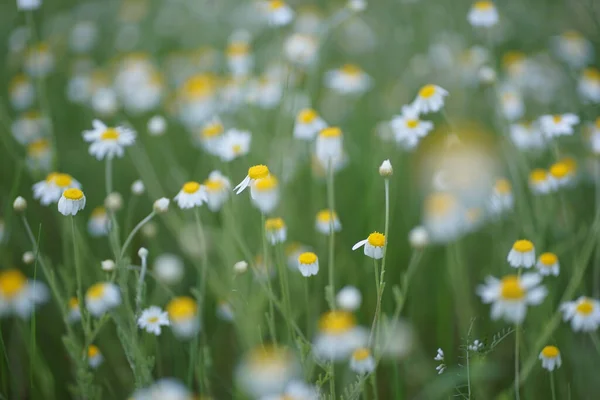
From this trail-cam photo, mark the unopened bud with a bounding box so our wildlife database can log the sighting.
[22,251,35,265]
[234,260,248,274]
[153,198,169,213]
[379,159,393,177]
[131,180,145,195]
[13,196,27,212]
[101,259,116,271]
[104,192,123,211]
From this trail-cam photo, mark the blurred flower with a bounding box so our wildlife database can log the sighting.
[390,105,433,149]
[411,84,448,114]
[350,348,375,374]
[9,74,34,110]
[138,306,170,335]
[226,32,253,77]
[83,120,136,160]
[11,111,49,145]
[315,209,341,235]
[539,346,562,371]
[578,68,600,103]
[529,168,552,195]
[105,192,123,211]
[536,252,559,277]
[88,207,110,237]
[434,348,445,374]
[423,192,463,243]
[234,260,249,274]
[85,282,121,317]
[203,170,231,211]
[154,254,184,285]
[87,345,103,368]
[468,339,484,352]
[379,159,393,177]
[235,164,270,194]
[548,161,574,188]
[316,127,344,168]
[58,188,86,216]
[24,43,54,78]
[539,114,579,139]
[17,0,41,11]
[68,297,81,323]
[219,129,252,162]
[297,252,319,277]
[352,232,386,259]
[509,122,545,151]
[166,296,200,339]
[508,240,535,268]
[216,300,234,322]
[408,226,429,249]
[147,115,167,136]
[22,251,35,265]
[551,31,593,69]
[247,75,283,109]
[294,108,327,141]
[153,197,170,213]
[324,64,372,96]
[131,378,191,400]
[70,21,98,53]
[561,296,600,332]
[313,311,368,361]
[250,175,280,214]
[285,34,318,67]
[336,286,362,311]
[500,88,524,121]
[13,196,27,212]
[199,117,225,156]
[0,269,48,319]
[174,181,208,209]
[477,273,546,323]
[261,0,295,27]
[33,173,81,206]
[26,139,53,172]
[467,1,499,28]
[91,88,118,116]
[131,180,145,195]
[265,217,287,245]
[488,178,513,215]
[261,380,319,400]
[101,259,116,272]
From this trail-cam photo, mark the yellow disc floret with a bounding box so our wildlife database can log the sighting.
[541,345,559,358]
[352,348,371,361]
[367,232,385,247]
[203,179,224,192]
[254,175,278,191]
[182,181,201,194]
[167,296,197,321]
[513,239,533,253]
[0,269,27,299]
[406,119,420,129]
[418,84,436,99]
[495,178,512,194]
[265,217,285,231]
[54,173,73,187]
[248,165,269,180]
[319,311,356,334]
[549,162,569,179]
[474,1,494,11]
[316,209,336,223]
[87,283,105,300]
[298,252,317,265]
[69,297,79,309]
[297,108,318,124]
[320,127,342,138]
[202,122,223,138]
[529,169,548,183]
[539,252,558,266]
[576,298,594,315]
[101,128,120,141]
[341,64,361,76]
[63,188,84,200]
[500,275,525,300]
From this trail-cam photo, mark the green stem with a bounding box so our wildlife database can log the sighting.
[71,216,87,337]
[193,208,208,392]
[260,214,277,344]
[120,211,156,260]
[327,159,336,309]
[590,333,600,355]
[370,371,379,400]
[304,279,311,335]
[550,371,556,400]
[105,157,113,196]
[369,258,381,346]
[515,324,520,400]
[276,244,293,341]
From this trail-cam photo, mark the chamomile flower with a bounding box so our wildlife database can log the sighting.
[174,181,208,209]
[578,68,600,103]
[390,105,434,149]
[82,119,136,160]
[315,210,341,235]
[284,33,318,67]
[11,111,49,145]
[538,114,580,139]
[423,192,464,243]
[234,164,270,194]
[561,296,600,332]
[324,64,372,95]
[26,139,53,172]
[293,108,327,140]
[24,43,55,78]
[131,379,192,400]
[137,306,170,335]
[477,273,547,324]
[297,252,319,277]
[509,122,545,151]
[411,84,448,114]
[17,0,41,11]
[226,34,254,77]
[508,240,536,268]
[58,188,86,216]
[250,175,280,214]
[552,31,593,69]
[313,311,368,361]
[147,115,167,136]
[536,252,559,276]
[261,0,295,27]
[489,178,514,215]
[32,173,81,205]
[265,217,287,245]
[87,206,110,237]
[9,74,35,110]
[539,346,562,371]
[203,171,231,211]
[178,74,217,127]
[0,269,48,319]
[352,232,386,259]
[529,168,552,194]
[500,89,525,121]
[349,348,375,375]
[549,161,574,188]
[409,226,430,249]
[166,296,200,339]
[216,300,235,322]
[316,127,344,167]
[284,242,310,270]
[219,129,252,162]
[199,117,225,156]
[68,297,81,323]
[336,286,362,311]
[153,254,184,285]
[87,345,103,368]
[467,1,498,28]
[261,380,319,400]
[85,282,121,317]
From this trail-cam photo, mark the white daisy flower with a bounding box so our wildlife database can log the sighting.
[488,178,514,215]
[58,188,86,216]
[561,296,600,332]
[82,119,136,160]
[411,84,448,114]
[477,273,547,324]
[26,139,53,172]
[467,1,499,28]
[9,74,35,111]
[87,206,110,237]
[507,239,536,268]
[203,170,231,212]
[87,345,103,368]
[153,197,170,213]
[349,347,375,375]
[408,226,430,249]
[261,0,295,27]
[315,127,344,168]
[199,117,225,156]
[336,286,362,311]
[137,306,170,335]
[226,38,253,77]
[153,254,184,285]
[352,232,386,259]
[578,68,600,103]
[423,191,465,243]
[11,111,49,145]
[85,282,121,317]
[260,380,320,400]
[250,175,280,215]
[284,33,318,67]
[24,43,54,78]
[147,115,167,136]
[390,105,434,149]
[536,252,559,276]
[538,114,580,139]
[315,209,342,235]
[313,311,368,361]
[297,252,319,277]
[234,164,270,194]
[265,217,287,245]
[17,0,41,11]
[548,161,574,188]
[551,31,594,69]
[294,108,327,141]
[500,89,525,121]
[131,378,191,400]
[324,64,372,95]
[68,297,81,323]
[509,122,546,151]
[219,128,252,162]
[539,346,562,371]
[173,181,208,209]
[32,172,81,206]
[529,169,552,195]
[216,300,235,322]
[0,269,48,319]
[166,296,200,339]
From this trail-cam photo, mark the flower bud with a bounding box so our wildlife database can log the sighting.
[13,196,27,212]
[104,192,123,211]
[131,180,145,195]
[234,260,248,274]
[101,259,116,271]
[22,251,35,265]
[153,198,170,213]
[379,159,393,177]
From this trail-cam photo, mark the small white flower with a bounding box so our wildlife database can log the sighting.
[315,127,344,167]
[509,122,545,151]
[234,165,270,194]
[315,209,342,235]
[500,89,525,121]
[153,254,184,285]
[313,311,368,361]
[352,232,386,259]
[265,218,287,245]
[68,297,81,323]
[468,340,484,352]
[552,31,594,69]
[379,159,393,176]
[347,0,367,12]
[219,129,252,162]
[22,251,35,265]
[13,196,27,212]
[536,253,560,277]
[434,348,444,361]
[336,286,362,311]
[284,34,318,67]
[166,296,200,339]
[234,260,248,274]
[137,306,170,335]
[324,64,372,96]
[578,68,600,103]
[261,0,295,27]
[467,1,499,28]
[0,269,48,319]
[411,84,448,114]
[131,180,145,195]
[250,175,280,215]
[408,226,429,249]
[87,345,103,368]
[216,301,235,322]
[560,296,600,332]
[294,108,327,141]
[539,346,562,371]
[58,188,86,216]
[173,181,208,209]
[390,105,434,149]
[88,207,110,237]
[82,119,136,160]
[101,259,115,272]
[349,348,375,374]
[199,117,225,156]
[153,197,170,213]
[85,282,121,317]
[507,240,536,268]
[489,178,514,216]
[104,192,123,211]
[297,252,319,277]
[147,115,167,136]
[538,114,580,139]
[32,173,81,206]
[203,170,231,211]
[529,169,552,195]
[436,364,446,374]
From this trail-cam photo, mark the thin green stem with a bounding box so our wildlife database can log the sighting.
[369,258,381,346]
[370,371,379,400]
[329,363,336,399]
[120,211,156,260]
[515,323,521,400]
[105,157,113,196]
[327,159,336,309]
[276,244,293,341]
[590,333,600,355]
[260,213,277,344]
[304,279,311,335]
[71,216,87,337]
[550,371,556,400]
[193,208,209,392]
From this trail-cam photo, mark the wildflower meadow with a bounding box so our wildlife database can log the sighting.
[2,0,600,399]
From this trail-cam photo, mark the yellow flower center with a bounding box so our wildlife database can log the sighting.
[529,169,547,183]
[367,232,385,247]
[92,206,106,218]
[584,68,600,81]
[341,64,361,76]
[316,209,336,223]
[320,127,342,138]
[167,296,198,322]
[232,144,243,154]
[101,128,120,141]
[406,119,420,129]
[63,188,84,200]
[419,84,436,99]
[268,0,285,10]
[202,123,223,138]
[473,1,493,10]
[203,179,224,192]
[182,181,201,194]
[248,165,269,180]
[265,217,285,231]
[539,252,557,266]
[552,115,562,124]
[426,192,457,216]
[500,275,525,300]
[298,252,317,265]
[352,348,371,361]
[549,162,569,179]
[596,117,600,130]
[87,283,105,300]
[147,316,159,323]
[561,157,577,174]
[183,74,215,98]
[318,311,356,334]
[576,298,594,315]
[563,30,582,41]
[513,239,533,253]
[248,344,291,367]
[226,42,249,57]
[28,139,50,156]
[88,345,100,358]
[284,242,302,256]
[254,175,278,191]
[69,297,79,309]
[0,269,27,299]
[541,345,559,358]
[298,108,318,124]
[495,178,511,194]
[54,173,73,187]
